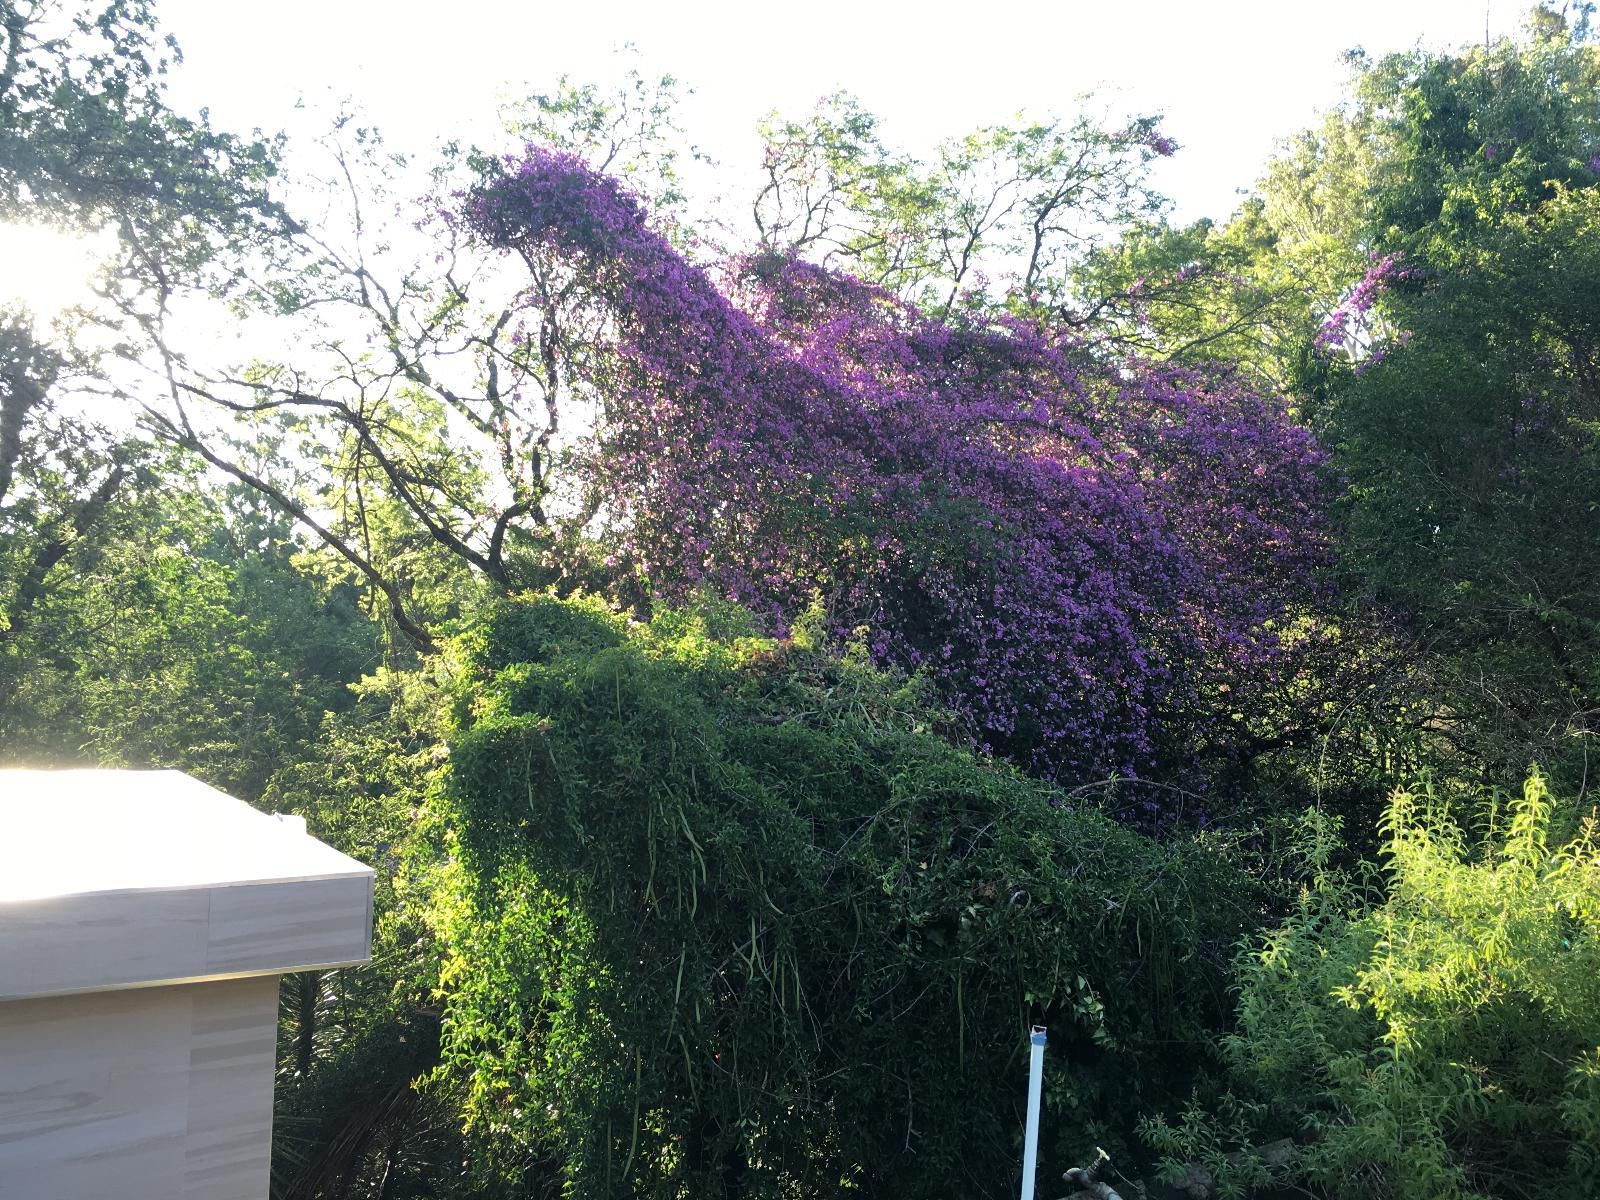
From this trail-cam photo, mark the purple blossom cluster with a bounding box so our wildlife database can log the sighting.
[1314,252,1418,352]
[1113,124,1178,158]
[465,149,1332,794]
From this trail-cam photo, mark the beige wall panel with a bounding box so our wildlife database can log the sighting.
[0,985,193,1198]
[206,876,373,976]
[183,975,279,1199]
[0,889,209,1000]
[0,978,287,1200]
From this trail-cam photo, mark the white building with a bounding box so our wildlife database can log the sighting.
[0,769,373,1200]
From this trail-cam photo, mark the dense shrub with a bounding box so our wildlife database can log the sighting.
[435,593,1263,1198]
[1146,770,1600,1200]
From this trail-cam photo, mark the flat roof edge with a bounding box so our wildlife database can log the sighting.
[0,872,374,1002]
[0,956,375,1004]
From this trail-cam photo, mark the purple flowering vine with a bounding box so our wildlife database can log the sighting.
[1315,252,1420,354]
[464,149,1333,795]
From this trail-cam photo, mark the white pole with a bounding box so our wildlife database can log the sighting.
[1020,1025,1047,1200]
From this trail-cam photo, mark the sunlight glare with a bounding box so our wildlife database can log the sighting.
[0,222,114,316]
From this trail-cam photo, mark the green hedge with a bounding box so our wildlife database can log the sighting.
[434,594,1259,1198]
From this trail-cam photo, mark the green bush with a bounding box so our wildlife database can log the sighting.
[434,594,1260,1199]
[1146,770,1600,1199]
[264,665,471,1199]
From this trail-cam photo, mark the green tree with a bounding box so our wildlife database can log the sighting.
[0,0,288,698]
[1315,11,1600,789]
[754,91,1174,315]
[141,71,698,648]
[1,460,379,801]
[1085,8,1600,794]
[1069,89,1376,386]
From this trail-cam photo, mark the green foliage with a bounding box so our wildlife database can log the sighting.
[755,91,1172,314]
[1070,80,1377,386]
[1,468,378,799]
[436,594,1259,1199]
[0,0,328,791]
[1086,10,1600,802]
[1318,49,1600,800]
[1074,7,1600,395]
[1067,206,1311,381]
[0,0,282,273]
[1357,13,1600,265]
[264,665,493,1199]
[1149,769,1600,1200]
[0,309,133,671]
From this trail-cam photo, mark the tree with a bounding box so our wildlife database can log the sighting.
[1069,8,1600,794]
[754,91,1174,316]
[0,0,278,249]
[1069,94,1378,388]
[133,70,700,652]
[1,456,379,801]
[0,0,287,683]
[264,665,492,1200]
[1311,10,1600,789]
[0,311,132,675]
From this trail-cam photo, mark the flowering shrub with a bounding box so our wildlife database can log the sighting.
[465,151,1331,793]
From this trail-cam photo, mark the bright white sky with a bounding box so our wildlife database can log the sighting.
[0,0,1529,315]
[158,0,1523,225]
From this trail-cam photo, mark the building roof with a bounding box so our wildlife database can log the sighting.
[0,769,372,1001]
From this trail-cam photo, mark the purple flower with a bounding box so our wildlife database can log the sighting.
[462,149,1334,812]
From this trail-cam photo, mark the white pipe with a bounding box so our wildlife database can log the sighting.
[1020,1025,1047,1200]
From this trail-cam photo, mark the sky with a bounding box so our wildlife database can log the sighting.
[157,0,1525,225]
[0,0,1531,314]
